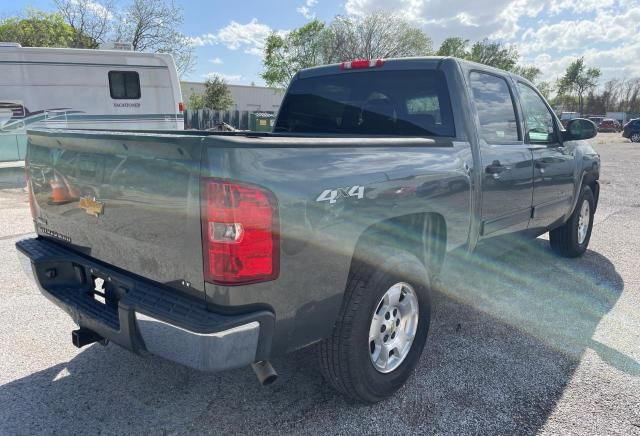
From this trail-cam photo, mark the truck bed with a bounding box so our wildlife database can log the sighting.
[26,127,472,355]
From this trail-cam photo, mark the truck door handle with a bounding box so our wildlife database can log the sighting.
[486,161,507,174]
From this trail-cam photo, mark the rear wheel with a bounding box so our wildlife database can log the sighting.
[318,246,431,403]
[631,132,640,143]
[549,185,595,257]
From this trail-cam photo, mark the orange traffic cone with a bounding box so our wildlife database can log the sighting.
[49,172,72,205]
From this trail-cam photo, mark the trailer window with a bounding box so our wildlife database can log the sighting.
[275,69,455,137]
[109,71,141,99]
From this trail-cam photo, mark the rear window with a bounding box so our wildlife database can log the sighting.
[275,70,455,137]
[109,71,141,99]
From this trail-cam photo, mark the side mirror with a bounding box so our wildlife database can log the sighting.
[563,118,597,141]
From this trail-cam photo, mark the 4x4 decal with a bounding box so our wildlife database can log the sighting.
[316,186,365,204]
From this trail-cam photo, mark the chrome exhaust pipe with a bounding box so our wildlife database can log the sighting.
[251,360,278,386]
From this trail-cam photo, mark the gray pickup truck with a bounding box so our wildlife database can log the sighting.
[17,57,600,403]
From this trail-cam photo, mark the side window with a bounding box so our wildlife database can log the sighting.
[109,71,141,99]
[517,82,557,144]
[469,71,520,143]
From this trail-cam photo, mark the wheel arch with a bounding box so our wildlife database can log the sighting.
[350,212,447,281]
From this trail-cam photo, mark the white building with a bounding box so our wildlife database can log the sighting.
[180,82,285,112]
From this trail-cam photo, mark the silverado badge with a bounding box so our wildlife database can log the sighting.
[79,197,104,217]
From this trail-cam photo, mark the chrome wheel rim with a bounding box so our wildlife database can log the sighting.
[577,200,590,245]
[632,133,640,143]
[368,282,419,373]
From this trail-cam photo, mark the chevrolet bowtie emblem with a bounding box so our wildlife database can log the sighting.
[79,196,104,217]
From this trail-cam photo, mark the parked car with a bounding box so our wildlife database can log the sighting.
[16,57,601,403]
[588,116,604,127]
[598,118,622,133]
[560,111,580,128]
[623,118,640,142]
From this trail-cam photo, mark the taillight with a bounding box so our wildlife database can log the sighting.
[201,178,279,285]
[340,59,384,70]
[178,102,185,112]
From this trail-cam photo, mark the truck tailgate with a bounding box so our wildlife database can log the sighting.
[26,129,205,298]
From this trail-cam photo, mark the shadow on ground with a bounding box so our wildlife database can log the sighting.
[0,238,631,435]
[0,167,26,189]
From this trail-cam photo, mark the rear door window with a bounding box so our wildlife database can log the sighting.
[109,71,141,99]
[469,71,520,143]
[275,69,455,137]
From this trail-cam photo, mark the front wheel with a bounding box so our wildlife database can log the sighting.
[549,185,595,257]
[631,132,640,143]
[318,247,431,403]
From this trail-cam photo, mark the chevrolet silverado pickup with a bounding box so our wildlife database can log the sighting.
[17,57,600,403]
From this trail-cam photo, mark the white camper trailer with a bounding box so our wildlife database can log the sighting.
[0,44,184,162]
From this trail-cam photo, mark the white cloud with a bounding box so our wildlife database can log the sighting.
[217,19,272,55]
[85,0,113,20]
[519,9,640,54]
[343,0,640,87]
[531,39,640,84]
[515,6,640,84]
[186,18,272,56]
[297,0,318,19]
[344,0,521,43]
[187,34,216,47]
[547,0,616,15]
[203,72,243,83]
[209,57,223,65]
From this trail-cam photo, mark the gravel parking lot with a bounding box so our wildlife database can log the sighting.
[1,133,639,435]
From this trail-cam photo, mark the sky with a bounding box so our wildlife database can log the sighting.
[4,0,640,87]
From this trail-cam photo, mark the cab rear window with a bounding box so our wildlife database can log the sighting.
[275,70,455,137]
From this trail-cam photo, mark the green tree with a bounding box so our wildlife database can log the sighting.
[262,20,327,89]
[323,13,432,62]
[557,57,601,115]
[436,37,469,58]
[54,0,114,48]
[468,39,518,71]
[512,65,542,83]
[536,81,553,101]
[186,93,206,110]
[0,9,95,48]
[114,0,196,76]
[437,37,539,77]
[189,76,234,110]
[262,14,432,88]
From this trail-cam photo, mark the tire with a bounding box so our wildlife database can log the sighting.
[318,246,432,403]
[631,132,640,143]
[549,185,595,257]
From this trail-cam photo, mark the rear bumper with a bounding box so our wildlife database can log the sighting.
[16,237,274,372]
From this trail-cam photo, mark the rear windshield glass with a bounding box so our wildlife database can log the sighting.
[275,69,455,137]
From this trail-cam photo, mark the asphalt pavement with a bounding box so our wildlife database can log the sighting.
[0,133,638,435]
